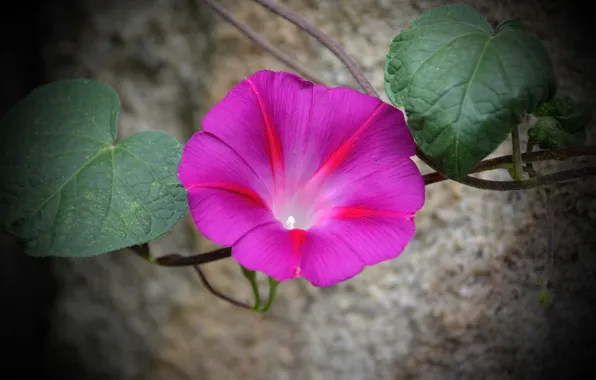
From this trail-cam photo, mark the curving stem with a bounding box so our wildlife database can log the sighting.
[201,0,329,86]
[250,0,378,96]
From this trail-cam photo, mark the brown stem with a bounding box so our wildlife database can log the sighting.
[192,264,252,309]
[481,145,596,169]
[425,166,596,190]
[130,145,596,268]
[200,0,328,86]
[423,145,596,186]
[129,244,232,266]
[458,166,596,191]
[154,247,232,266]
[130,245,248,308]
[250,0,378,96]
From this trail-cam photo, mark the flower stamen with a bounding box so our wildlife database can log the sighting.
[284,215,296,229]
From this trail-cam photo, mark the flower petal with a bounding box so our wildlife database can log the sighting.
[178,132,275,245]
[315,158,425,218]
[202,71,314,191]
[203,71,415,192]
[232,223,302,282]
[310,103,424,217]
[306,91,415,182]
[300,216,416,287]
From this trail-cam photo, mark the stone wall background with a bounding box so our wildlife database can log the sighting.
[2,1,594,379]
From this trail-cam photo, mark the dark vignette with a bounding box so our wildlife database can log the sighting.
[0,1,56,379]
[0,0,594,379]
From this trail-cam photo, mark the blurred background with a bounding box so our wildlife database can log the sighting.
[1,0,595,379]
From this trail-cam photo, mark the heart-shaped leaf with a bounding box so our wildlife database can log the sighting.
[384,5,557,179]
[0,79,188,257]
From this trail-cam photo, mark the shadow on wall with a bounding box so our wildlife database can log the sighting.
[0,1,79,379]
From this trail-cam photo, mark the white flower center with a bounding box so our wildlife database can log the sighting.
[272,191,319,230]
[284,216,296,229]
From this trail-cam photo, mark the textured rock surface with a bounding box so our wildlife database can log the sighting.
[39,1,595,379]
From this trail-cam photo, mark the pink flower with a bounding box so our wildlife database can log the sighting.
[178,71,425,287]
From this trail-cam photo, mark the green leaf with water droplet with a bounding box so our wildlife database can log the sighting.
[384,4,557,179]
[0,79,187,257]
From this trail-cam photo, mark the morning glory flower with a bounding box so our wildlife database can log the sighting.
[178,70,424,287]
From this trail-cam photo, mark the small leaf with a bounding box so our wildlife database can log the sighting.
[537,287,553,307]
[384,5,557,179]
[536,277,554,308]
[535,94,594,134]
[0,79,188,257]
[528,116,586,150]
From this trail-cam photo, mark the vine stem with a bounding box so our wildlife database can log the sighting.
[201,0,329,86]
[130,243,232,266]
[130,245,243,308]
[446,167,596,191]
[192,264,252,309]
[423,145,596,187]
[250,0,378,97]
[130,145,596,268]
[511,124,523,181]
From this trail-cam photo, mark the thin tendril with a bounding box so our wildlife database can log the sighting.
[193,265,252,309]
[201,0,329,86]
[250,0,377,96]
[130,245,249,308]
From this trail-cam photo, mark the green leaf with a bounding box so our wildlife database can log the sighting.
[536,277,554,307]
[384,4,557,179]
[537,286,553,307]
[528,116,586,150]
[535,94,594,134]
[0,79,188,257]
